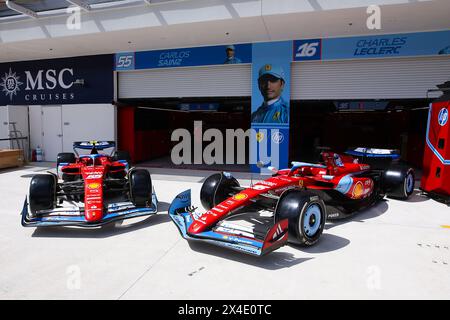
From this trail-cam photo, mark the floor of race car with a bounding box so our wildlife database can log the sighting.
[1,162,450,299]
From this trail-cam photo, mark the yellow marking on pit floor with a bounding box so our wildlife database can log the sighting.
[441,225,450,229]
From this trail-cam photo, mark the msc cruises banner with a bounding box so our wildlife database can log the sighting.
[294,30,450,61]
[0,54,114,105]
[115,44,252,70]
[250,41,292,174]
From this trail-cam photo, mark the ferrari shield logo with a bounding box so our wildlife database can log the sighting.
[272,111,280,120]
[256,132,264,143]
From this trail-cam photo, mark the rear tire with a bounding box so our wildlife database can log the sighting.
[29,174,57,215]
[110,151,130,179]
[114,150,131,165]
[275,190,326,246]
[200,172,240,210]
[57,152,77,182]
[57,152,76,166]
[129,169,152,207]
[384,165,415,200]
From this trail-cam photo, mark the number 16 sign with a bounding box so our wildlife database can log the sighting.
[293,39,322,61]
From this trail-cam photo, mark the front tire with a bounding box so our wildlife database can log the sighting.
[129,169,152,207]
[200,172,240,210]
[29,174,57,215]
[57,152,77,181]
[275,190,326,246]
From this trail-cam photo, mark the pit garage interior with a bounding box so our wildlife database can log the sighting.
[290,56,450,169]
[117,55,450,171]
[116,64,252,171]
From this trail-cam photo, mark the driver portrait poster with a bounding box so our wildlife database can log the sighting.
[250,41,292,173]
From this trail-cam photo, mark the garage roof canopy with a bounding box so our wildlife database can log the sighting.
[0,0,176,19]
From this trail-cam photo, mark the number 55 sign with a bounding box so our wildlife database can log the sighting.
[293,39,322,61]
[115,52,135,70]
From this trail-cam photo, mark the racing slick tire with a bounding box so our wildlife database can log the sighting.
[29,174,57,215]
[110,150,130,179]
[275,189,326,246]
[200,172,240,210]
[114,150,131,165]
[57,152,77,182]
[383,165,415,200]
[129,169,152,207]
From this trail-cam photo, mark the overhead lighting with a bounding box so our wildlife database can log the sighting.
[6,0,38,19]
[66,0,91,12]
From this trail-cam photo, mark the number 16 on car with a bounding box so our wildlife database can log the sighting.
[294,39,322,61]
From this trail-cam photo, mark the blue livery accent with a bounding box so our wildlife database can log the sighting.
[168,189,265,256]
[335,175,354,194]
[73,141,116,150]
[303,204,322,236]
[21,193,158,228]
[118,160,129,170]
[345,149,401,159]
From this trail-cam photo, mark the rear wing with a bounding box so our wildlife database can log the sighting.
[346,147,400,159]
[73,141,116,156]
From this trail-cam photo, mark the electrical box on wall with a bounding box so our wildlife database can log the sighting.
[421,82,450,200]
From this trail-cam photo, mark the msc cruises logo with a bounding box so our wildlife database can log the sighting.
[0,67,76,102]
[1,68,23,101]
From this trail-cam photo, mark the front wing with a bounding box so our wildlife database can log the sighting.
[21,193,158,227]
[168,190,288,256]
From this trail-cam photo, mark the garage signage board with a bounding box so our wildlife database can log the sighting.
[116,44,252,70]
[0,54,114,105]
[294,30,450,61]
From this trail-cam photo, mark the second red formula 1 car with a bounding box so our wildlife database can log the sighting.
[169,148,415,256]
[21,141,158,228]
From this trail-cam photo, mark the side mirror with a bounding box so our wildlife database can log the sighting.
[256,161,266,169]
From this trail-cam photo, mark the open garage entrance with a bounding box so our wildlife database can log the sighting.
[289,99,430,168]
[116,64,252,171]
[289,55,450,169]
[117,97,251,171]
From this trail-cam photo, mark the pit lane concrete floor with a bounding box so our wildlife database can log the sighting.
[1,163,449,300]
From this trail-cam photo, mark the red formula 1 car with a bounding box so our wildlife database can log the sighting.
[169,148,415,256]
[21,141,158,227]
